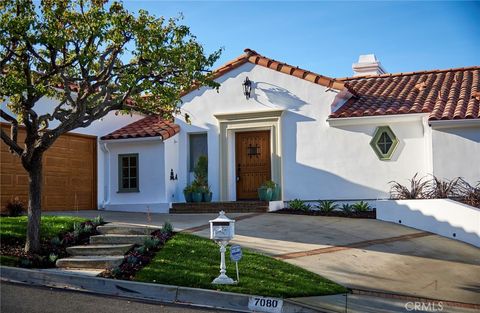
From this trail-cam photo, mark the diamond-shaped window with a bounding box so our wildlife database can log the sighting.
[370,126,398,160]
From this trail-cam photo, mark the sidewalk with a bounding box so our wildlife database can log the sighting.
[291,294,479,313]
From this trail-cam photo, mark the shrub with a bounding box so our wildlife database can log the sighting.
[316,200,338,213]
[126,255,138,264]
[428,176,459,199]
[143,237,160,250]
[288,199,311,212]
[194,155,208,186]
[456,179,480,208]
[50,236,62,246]
[162,221,174,234]
[340,203,353,214]
[389,173,430,199]
[92,215,104,226]
[49,253,58,264]
[135,246,146,254]
[83,224,93,233]
[351,201,372,213]
[5,198,25,217]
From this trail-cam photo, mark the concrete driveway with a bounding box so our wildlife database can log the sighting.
[48,210,480,304]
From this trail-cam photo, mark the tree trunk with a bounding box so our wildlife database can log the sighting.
[25,155,43,253]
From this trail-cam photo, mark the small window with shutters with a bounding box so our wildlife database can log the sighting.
[118,154,139,192]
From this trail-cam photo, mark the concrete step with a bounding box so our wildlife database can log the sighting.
[170,201,269,214]
[97,224,159,235]
[56,256,124,269]
[90,234,150,245]
[40,268,104,277]
[66,244,134,256]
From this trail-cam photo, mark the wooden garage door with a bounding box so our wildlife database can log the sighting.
[1,124,97,212]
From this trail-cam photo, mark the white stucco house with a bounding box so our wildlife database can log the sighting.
[1,49,479,213]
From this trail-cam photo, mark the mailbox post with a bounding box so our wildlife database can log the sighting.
[209,211,235,285]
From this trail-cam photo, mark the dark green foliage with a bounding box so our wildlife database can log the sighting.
[193,155,208,186]
[340,203,353,214]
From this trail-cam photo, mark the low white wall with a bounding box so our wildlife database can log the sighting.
[376,199,480,247]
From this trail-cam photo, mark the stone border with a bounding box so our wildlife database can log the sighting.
[0,266,319,313]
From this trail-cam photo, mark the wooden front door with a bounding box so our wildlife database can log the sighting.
[235,130,271,200]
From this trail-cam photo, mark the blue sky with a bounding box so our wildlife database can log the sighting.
[125,1,480,78]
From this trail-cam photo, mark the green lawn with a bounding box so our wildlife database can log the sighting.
[135,233,347,298]
[0,255,19,266]
[0,215,86,244]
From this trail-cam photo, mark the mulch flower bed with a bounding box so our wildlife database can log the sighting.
[273,209,376,219]
[1,220,101,268]
[100,229,174,280]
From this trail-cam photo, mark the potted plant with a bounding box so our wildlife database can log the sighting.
[258,180,276,201]
[191,182,203,203]
[183,184,194,203]
[202,185,213,202]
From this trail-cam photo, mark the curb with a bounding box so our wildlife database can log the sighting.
[0,266,321,313]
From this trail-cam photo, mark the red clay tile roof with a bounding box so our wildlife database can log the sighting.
[101,115,180,140]
[182,49,345,95]
[331,66,480,120]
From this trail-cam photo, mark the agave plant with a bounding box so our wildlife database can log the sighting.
[341,203,353,214]
[351,201,372,212]
[389,173,430,199]
[288,199,311,212]
[316,200,338,213]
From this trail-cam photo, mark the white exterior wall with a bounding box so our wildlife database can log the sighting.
[176,63,431,201]
[164,136,180,204]
[101,138,168,213]
[2,96,148,209]
[376,199,480,247]
[432,125,480,184]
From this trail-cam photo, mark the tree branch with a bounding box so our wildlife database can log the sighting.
[0,127,23,156]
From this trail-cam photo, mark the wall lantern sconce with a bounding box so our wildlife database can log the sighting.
[170,169,178,181]
[242,77,252,100]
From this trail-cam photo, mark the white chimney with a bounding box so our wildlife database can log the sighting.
[352,54,386,76]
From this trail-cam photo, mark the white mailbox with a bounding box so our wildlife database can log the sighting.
[209,211,236,285]
[209,211,235,242]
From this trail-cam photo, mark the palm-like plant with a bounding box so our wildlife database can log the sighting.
[455,179,480,208]
[389,173,430,199]
[428,176,460,199]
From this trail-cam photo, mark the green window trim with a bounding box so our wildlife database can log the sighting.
[118,153,139,193]
[370,126,398,161]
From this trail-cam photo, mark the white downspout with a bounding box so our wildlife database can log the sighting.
[101,142,111,209]
[422,116,434,176]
